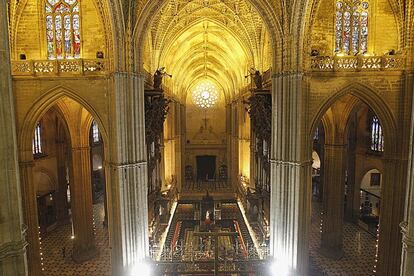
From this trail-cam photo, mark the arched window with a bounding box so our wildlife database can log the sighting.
[45,0,81,60]
[370,115,384,152]
[335,0,369,55]
[33,122,43,155]
[92,121,100,143]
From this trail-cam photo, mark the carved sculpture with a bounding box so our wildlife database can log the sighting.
[245,68,263,89]
[153,67,172,90]
[145,93,171,187]
[246,94,271,142]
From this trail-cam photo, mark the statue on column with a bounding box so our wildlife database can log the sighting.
[153,67,172,90]
[245,68,263,90]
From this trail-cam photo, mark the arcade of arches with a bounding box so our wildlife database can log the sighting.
[1,0,414,275]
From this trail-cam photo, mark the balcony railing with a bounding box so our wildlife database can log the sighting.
[11,59,108,76]
[310,55,404,72]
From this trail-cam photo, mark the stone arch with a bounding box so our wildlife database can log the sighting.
[18,85,112,273]
[34,167,58,194]
[19,85,109,160]
[309,82,397,156]
[359,167,384,189]
[132,0,282,73]
[307,82,402,275]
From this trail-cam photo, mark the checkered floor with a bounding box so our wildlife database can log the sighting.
[41,203,111,276]
[309,200,377,276]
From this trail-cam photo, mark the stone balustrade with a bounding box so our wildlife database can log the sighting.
[11,59,108,76]
[310,55,405,71]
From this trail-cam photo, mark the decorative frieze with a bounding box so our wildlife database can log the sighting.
[11,59,108,76]
[310,55,405,71]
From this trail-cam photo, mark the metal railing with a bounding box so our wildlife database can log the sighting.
[182,180,232,192]
[150,241,270,275]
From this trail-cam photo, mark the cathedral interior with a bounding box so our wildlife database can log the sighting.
[1,0,414,275]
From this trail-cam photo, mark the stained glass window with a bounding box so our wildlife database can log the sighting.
[45,0,81,60]
[92,121,100,143]
[335,0,369,55]
[33,123,43,155]
[314,127,319,141]
[370,115,384,152]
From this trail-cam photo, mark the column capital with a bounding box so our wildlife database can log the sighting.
[18,160,35,168]
[71,146,90,152]
[109,161,148,169]
[0,238,28,261]
[323,143,347,149]
[401,221,414,252]
[271,71,304,79]
[112,71,146,79]
[270,159,313,167]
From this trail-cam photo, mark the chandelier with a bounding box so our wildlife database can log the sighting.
[192,82,219,109]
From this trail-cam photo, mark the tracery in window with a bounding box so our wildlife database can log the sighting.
[335,0,369,55]
[45,0,81,60]
[92,121,100,143]
[33,123,43,155]
[370,115,384,152]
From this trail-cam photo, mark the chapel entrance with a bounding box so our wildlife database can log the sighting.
[197,155,216,181]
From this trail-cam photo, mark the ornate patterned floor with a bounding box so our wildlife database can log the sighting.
[309,200,377,276]
[40,199,376,276]
[41,203,111,276]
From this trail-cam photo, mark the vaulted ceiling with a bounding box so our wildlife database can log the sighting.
[144,0,272,102]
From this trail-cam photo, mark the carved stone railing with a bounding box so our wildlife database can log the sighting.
[11,59,108,76]
[310,55,405,72]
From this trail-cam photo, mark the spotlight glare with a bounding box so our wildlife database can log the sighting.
[130,261,152,276]
[269,259,290,276]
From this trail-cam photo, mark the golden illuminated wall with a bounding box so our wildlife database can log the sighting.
[13,0,107,60]
[238,100,251,181]
[144,1,272,187]
[310,0,399,55]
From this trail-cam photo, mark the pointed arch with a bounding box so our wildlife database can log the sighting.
[19,85,109,161]
[309,82,397,155]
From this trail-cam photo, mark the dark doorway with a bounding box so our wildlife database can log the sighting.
[196,155,216,181]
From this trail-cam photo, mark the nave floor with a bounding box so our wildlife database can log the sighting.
[40,198,376,276]
[309,200,377,276]
[41,203,111,276]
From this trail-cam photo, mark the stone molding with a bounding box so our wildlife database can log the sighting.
[109,161,148,169]
[401,221,414,253]
[0,239,28,261]
[270,159,313,167]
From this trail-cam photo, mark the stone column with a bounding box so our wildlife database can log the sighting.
[345,114,357,222]
[0,0,29,273]
[55,141,69,223]
[400,13,414,272]
[401,139,414,276]
[70,146,97,262]
[269,72,311,275]
[320,144,346,259]
[19,161,41,276]
[109,73,149,275]
[401,73,414,276]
